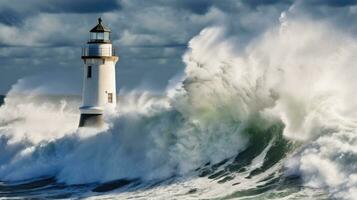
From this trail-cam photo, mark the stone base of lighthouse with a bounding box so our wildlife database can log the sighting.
[78,106,105,127]
[79,113,104,127]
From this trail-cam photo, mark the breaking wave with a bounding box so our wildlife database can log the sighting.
[1,17,357,199]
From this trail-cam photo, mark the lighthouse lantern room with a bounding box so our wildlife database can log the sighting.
[79,18,119,127]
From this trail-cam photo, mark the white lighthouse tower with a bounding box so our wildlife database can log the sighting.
[79,18,119,127]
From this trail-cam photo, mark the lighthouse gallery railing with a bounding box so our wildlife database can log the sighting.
[82,47,117,57]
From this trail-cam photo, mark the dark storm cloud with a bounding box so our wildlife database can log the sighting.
[173,0,213,14]
[242,0,293,7]
[241,0,357,8]
[0,0,291,94]
[0,9,23,26]
[1,0,121,14]
[0,0,121,25]
[303,0,357,7]
[2,0,357,95]
[171,0,242,14]
[37,0,121,13]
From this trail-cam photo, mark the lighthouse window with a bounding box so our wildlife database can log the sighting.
[87,66,92,78]
[104,32,110,40]
[99,33,105,40]
[90,32,96,40]
[108,93,113,103]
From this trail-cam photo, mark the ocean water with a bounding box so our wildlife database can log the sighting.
[1,19,357,199]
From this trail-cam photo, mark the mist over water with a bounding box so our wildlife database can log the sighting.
[1,17,357,199]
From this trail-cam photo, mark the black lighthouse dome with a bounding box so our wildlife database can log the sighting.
[89,18,111,43]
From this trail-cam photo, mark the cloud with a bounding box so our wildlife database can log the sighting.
[0,0,290,94]
[242,0,293,7]
[172,0,214,15]
[241,0,357,8]
[0,0,121,26]
[1,0,357,95]
[0,0,121,15]
[38,0,122,13]
[303,0,357,7]
[0,9,24,26]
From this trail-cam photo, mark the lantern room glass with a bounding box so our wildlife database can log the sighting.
[104,32,110,40]
[90,32,110,41]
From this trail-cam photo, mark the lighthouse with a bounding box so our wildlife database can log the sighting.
[79,18,119,127]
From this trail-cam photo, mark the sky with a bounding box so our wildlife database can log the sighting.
[1,0,357,95]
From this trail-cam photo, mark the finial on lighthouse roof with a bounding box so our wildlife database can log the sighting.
[90,17,111,32]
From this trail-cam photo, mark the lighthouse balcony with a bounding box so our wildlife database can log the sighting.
[82,47,117,58]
